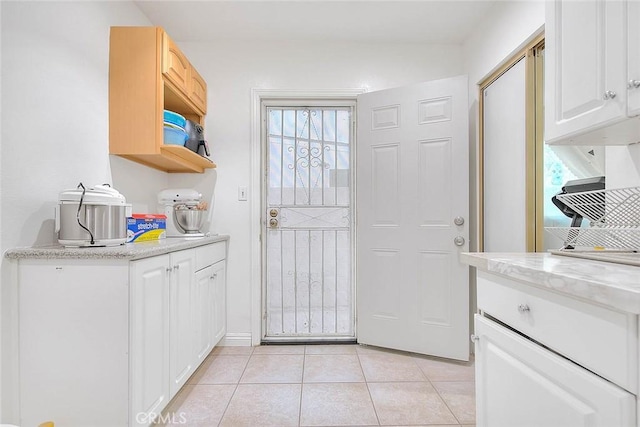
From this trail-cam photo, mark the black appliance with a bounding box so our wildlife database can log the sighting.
[551,176,605,249]
[184,120,210,157]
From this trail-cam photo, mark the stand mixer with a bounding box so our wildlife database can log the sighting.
[158,189,207,238]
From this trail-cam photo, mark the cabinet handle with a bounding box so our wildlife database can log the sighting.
[470,334,479,343]
[629,80,640,89]
[518,304,530,313]
[173,265,180,270]
[603,90,617,100]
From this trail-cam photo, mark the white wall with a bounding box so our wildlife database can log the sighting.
[176,39,465,340]
[606,144,640,189]
[0,1,164,422]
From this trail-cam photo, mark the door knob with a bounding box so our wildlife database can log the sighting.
[603,90,617,100]
[629,80,640,89]
[454,216,465,226]
[269,218,278,228]
[454,236,465,246]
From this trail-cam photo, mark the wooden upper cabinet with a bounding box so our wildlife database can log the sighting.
[189,67,208,114]
[109,27,214,173]
[162,33,190,95]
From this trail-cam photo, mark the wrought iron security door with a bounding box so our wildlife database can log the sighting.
[264,106,354,340]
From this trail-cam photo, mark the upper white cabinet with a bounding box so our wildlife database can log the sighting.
[628,0,640,116]
[545,0,640,145]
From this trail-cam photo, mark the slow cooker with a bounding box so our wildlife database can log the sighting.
[56,183,131,247]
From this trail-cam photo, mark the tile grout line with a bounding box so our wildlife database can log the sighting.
[429,378,464,426]
[357,347,382,426]
[299,350,307,427]
[412,356,465,425]
[216,347,255,427]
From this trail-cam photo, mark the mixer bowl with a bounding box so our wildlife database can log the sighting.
[174,205,206,234]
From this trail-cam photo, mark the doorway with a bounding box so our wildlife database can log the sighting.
[261,102,356,342]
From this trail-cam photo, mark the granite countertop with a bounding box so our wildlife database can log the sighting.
[461,252,640,314]
[5,234,230,261]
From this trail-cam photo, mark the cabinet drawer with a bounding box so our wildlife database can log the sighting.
[195,242,226,271]
[477,272,638,394]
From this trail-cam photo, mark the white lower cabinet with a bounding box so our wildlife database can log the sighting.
[475,315,635,427]
[194,265,215,364]
[193,258,227,366]
[168,249,196,397]
[16,240,227,427]
[474,272,638,427]
[130,255,171,427]
[212,260,227,346]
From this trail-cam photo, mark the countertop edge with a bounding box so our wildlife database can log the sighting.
[461,252,640,314]
[5,235,230,261]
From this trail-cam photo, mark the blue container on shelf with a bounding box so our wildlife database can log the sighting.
[163,125,188,146]
[163,110,186,129]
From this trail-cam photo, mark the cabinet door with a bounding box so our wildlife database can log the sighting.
[474,315,635,427]
[162,32,189,93]
[212,260,227,346]
[194,266,214,364]
[545,0,627,143]
[130,255,171,427]
[189,66,207,114]
[628,0,640,116]
[169,249,196,397]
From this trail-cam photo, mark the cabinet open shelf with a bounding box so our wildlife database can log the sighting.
[109,26,215,173]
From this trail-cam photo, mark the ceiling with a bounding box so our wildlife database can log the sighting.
[133,0,499,44]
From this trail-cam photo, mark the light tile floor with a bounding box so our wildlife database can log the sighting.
[162,344,476,426]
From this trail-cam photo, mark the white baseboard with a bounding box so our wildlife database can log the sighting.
[219,333,252,347]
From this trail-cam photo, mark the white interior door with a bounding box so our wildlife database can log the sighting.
[356,76,470,361]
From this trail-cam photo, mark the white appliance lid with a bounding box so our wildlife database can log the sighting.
[59,184,127,204]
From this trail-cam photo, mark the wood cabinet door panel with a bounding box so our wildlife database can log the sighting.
[189,66,207,114]
[162,32,189,93]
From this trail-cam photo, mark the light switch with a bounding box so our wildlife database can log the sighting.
[238,186,248,201]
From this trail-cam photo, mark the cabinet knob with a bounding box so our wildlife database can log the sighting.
[173,265,180,270]
[166,267,172,273]
[629,80,640,89]
[454,216,465,226]
[454,236,465,246]
[470,334,479,343]
[603,90,617,100]
[518,304,530,313]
